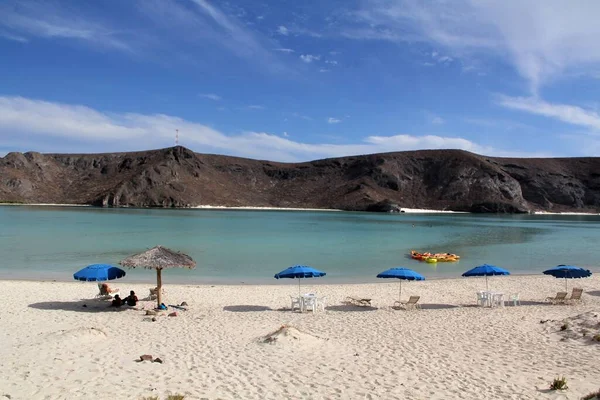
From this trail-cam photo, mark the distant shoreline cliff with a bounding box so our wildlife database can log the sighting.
[1,146,599,213]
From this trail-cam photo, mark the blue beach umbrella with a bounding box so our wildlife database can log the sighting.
[543,265,592,291]
[377,267,425,302]
[73,264,126,282]
[462,264,510,291]
[274,265,326,295]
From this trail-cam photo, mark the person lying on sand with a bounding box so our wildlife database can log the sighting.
[122,291,138,307]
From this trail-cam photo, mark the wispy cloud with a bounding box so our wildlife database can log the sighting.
[246,105,265,110]
[0,1,132,51]
[319,68,330,73]
[349,1,600,92]
[325,60,338,65]
[289,112,312,121]
[0,0,289,73]
[497,95,600,132]
[0,96,540,161]
[0,30,28,43]
[199,93,221,101]
[431,116,444,125]
[328,117,341,124]
[300,54,320,63]
[274,48,294,53]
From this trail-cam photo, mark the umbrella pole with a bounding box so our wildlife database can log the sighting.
[565,276,568,292]
[299,277,301,297]
[398,280,402,303]
[485,275,489,291]
[156,268,163,307]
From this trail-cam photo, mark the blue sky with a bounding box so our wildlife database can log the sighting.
[1,0,600,161]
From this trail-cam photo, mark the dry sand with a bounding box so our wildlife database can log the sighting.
[1,275,600,400]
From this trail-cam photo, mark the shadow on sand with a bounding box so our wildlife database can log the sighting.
[325,305,378,312]
[586,290,600,297]
[419,303,460,310]
[223,305,273,312]
[518,300,551,306]
[28,299,130,313]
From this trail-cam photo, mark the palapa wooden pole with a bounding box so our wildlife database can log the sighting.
[157,268,163,307]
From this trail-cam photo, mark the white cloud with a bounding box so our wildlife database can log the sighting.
[328,117,341,124]
[497,95,600,131]
[325,60,338,65]
[350,1,600,92]
[274,48,294,53]
[199,93,221,101]
[277,25,289,36]
[246,105,265,110]
[0,96,538,161]
[319,68,330,73]
[300,54,320,63]
[282,131,289,137]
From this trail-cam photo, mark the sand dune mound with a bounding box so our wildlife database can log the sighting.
[45,327,108,344]
[260,325,325,348]
[544,311,600,342]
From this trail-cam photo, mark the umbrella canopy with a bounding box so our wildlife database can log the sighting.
[543,265,592,291]
[73,264,126,282]
[274,265,326,296]
[120,246,196,306]
[462,264,510,291]
[377,267,425,302]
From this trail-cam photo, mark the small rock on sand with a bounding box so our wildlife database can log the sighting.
[140,355,153,361]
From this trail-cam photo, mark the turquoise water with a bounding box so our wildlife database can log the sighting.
[1,206,599,283]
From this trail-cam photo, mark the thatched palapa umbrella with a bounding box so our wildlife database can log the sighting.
[120,246,196,307]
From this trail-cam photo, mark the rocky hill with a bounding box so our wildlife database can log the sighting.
[1,146,599,213]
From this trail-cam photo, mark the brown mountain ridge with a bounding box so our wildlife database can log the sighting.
[1,146,599,213]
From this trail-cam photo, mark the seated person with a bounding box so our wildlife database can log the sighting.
[110,294,122,307]
[123,290,138,306]
[101,283,119,295]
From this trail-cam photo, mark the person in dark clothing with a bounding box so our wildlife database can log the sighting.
[123,290,138,306]
[111,294,122,307]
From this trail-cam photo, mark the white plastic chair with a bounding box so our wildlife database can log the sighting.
[492,293,505,307]
[290,295,301,311]
[317,296,327,311]
[508,293,520,306]
[476,291,488,307]
[302,296,317,312]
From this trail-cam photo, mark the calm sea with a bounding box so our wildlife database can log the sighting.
[1,206,598,284]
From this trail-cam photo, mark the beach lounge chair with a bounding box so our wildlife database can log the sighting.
[96,283,119,299]
[343,296,372,307]
[147,287,166,301]
[395,296,421,310]
[545,292,567,304]
[566,288,583,304]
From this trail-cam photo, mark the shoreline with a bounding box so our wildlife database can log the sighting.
[1,202,466,213]
[532,210,600,215]
[1,270,594,287]
[2,202,600,215]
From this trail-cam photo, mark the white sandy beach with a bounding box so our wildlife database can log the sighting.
[1,275,599,400]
